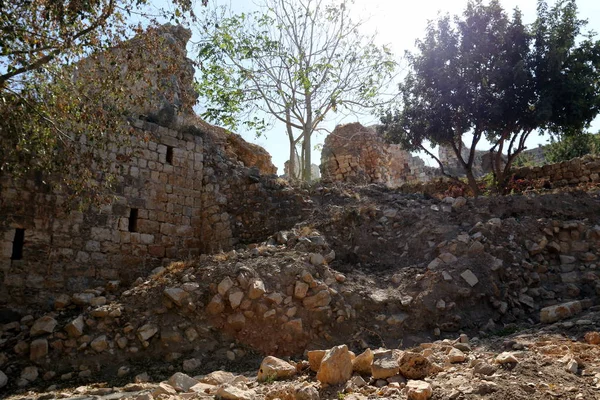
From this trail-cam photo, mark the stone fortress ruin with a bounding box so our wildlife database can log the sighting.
[0,25,307,309]
[1,23,600,400]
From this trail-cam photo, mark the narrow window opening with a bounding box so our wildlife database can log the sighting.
[128,209,139,232]
[11,229,24,260]
[166,146,174,165]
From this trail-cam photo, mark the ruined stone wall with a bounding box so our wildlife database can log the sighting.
[320,123,391,184]
[0,120,205,308]
[513,155,600,186]
[0,118,306,311]
[320,123,443,186]
[0,23,307,311]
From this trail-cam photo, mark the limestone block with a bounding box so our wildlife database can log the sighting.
[316,345,353,385]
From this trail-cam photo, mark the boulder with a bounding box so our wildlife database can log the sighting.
[137,324,158,342]
[447,348,465,363]
[163,288,189,306]
[406,380,433,400]
[30,339,49,360]
[257,356,296,382]
[307,350,326,372]
[371,350,399,379]
[398,352,432,380]
[316,345,353,385]
[0,370,7,388]
[168,372,199,392]
[90,335,109,352]
[495,352,518,364]
[302,291,331,309]
[199,370,236,385]
[248,279,266,300]
[216,384,255,400]
[30,316,57,336]
[352,348,374,374]
[540,301,582,324]
[584,331,600,345]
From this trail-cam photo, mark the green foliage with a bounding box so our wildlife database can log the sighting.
[1,1,200,207]
[195,0,397,181]
[545,133,600,163]
[512,152,540,168]
[381,0,600,195]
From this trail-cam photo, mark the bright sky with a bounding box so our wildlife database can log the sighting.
[192,0,600,174]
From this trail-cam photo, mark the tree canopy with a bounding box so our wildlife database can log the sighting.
[381,0,600,194]
[0,0,200,206]
[195,0,397,181]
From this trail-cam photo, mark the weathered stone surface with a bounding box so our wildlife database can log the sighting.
[302,291,331,309]
[168,372,199,392]
[540,301,583,323]
[190,382,217,395]
[398,351,432,380]
[20,366,38,382]
[460,270,479,287]
[0,370,7,388]
[406,380,433,400]
[199,370,236,385]
[316,345,353,385]
[137,324,159,342]
[90,335,109,352]
[352,348,373,374]
[30,339,48,360]
[584,331,600,345]
[152,382,178,397]
[229,290,244,309]
[216,384,255,400]
[294,282,310,299]
[295,385,320,400]
[307,350,326,372]
[495,352,518,364]
[473,362,497,376]
[248,279,266,300]
[257,356,296,381]
[207,294,226,315]
[218,277,235,296]
[447,348,465,363]
[371,350,399,379]
[164,288,189,306]
[30,316,57,336]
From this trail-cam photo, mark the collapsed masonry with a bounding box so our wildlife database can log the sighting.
[319,122,562,186]
[0,24,307,310]
[319,123,442,186]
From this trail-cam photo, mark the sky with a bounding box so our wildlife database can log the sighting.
[190,0,600,174]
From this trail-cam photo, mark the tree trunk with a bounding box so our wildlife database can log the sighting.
[303,130,311,182]
[466,169,480,196]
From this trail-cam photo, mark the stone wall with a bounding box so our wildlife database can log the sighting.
[0,117,306,311]
[320,123,443,186]
[0,24,306,311]
[513,154,600,186]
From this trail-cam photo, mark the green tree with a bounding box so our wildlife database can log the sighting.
[545,132,600,162]
[381,0,600,195]
[1,0,201,206]
[195,0,397,181]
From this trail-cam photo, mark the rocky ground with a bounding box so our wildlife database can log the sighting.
[2,183,600,399]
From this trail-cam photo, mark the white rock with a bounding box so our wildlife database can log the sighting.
[257,356,296,381]
[406,380,433,400]
[460,270,479,287]
[167,372,199,392]
[495,352,518,364]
